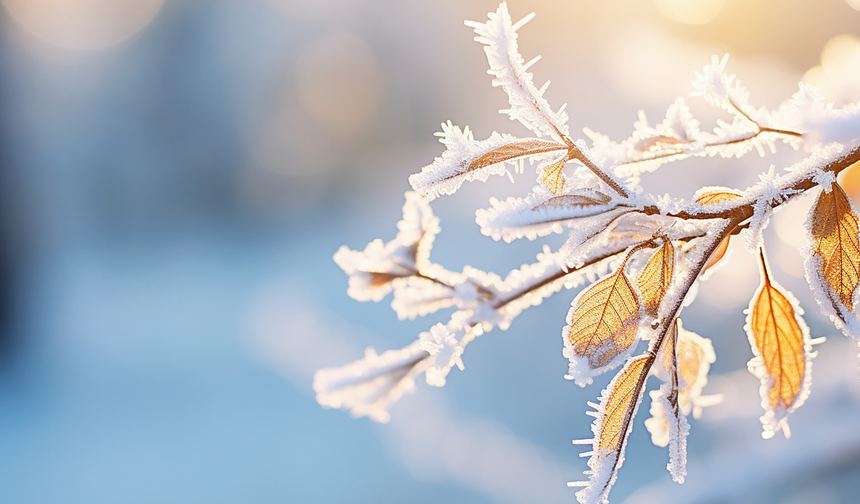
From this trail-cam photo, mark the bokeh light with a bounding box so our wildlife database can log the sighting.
[1,0,165,51]
[802,34,860,106]
[295,32,382,136]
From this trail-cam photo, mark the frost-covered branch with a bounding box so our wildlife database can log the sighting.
[315,3,860,503]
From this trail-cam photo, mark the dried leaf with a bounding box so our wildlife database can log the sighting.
[637,240,674,317]
[746,248,813,438]
[467,139,566,173]
[532,190,612,210]
[810,182,860,309]
[571,355,650,504]
[563,261,642,385]
[541,157,568,194]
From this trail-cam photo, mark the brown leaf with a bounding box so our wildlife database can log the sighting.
[541,157,567,194]
[637,240,674,317]
[810,182,860,309]
[598,355,650,451]
[565,263,641,370]
[466,140,567,172]
[746,248,811,436]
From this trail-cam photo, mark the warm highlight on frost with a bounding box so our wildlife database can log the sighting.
[316,3,860,503]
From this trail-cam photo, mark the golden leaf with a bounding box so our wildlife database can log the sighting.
[572,354,651,503]
[598,355,650,452]
[746,249,810,416]
[637,240,674,317]
[566,263,641,370]
[466,140,566,172]
[541,157,567,194]
[810,182,860,309]
[695,187,743,205]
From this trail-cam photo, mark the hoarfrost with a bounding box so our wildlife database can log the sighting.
[419,311,484,387]
[476,191,627,243]
[645,383,690,484]
[465,2,570,141]
[313,342,431,423]
[334,191,441,302]
[409,121,566,199]
[569,356,650,504]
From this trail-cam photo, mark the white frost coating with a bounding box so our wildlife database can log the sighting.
[314,310,485,421]
[644,383,690,484]
[645,322,719,482]
[562,211,707,272]
[419,311,484,387]
[690,54,751,114]
[812,168,836,190]
[744,199,773,253]
[562,340,639,388]
[313,342,431,423]
[802,185,860,339]
[570,356,650,504]
[465,3,570,141]
[609,99,703,180]
[744,254,817,439]
[408,121,565,199]
[790,83,860,146]
[475,190,626,243]
[496,246,615,331]
[334,191,441,302]
[647,322,718,431]
[391,274,458,321]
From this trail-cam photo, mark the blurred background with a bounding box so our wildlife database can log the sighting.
[1,0,860,502]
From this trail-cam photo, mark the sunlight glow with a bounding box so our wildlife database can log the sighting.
[654,0,726,25]
[820,34,860,82]
[1,0,165,51]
